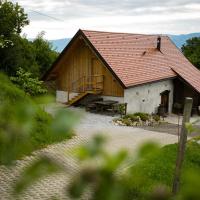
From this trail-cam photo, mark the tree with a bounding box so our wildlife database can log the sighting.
[182,37,200,69]
[0,1,58,78]
[0,0,29,48]
[0,0,30,75]
[0,35,40,76]
[11,68,47,96]
[32,32,58,76]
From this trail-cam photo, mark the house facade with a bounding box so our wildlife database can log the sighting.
[43,29,200,114]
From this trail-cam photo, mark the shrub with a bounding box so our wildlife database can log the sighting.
[133,112,150,121]
[30,109,74,149]
[121,118,132,126]
[153,115,161,122]
[11,68,47,96]
[0,73,74,164]
[0,73,29,103]
[123,114,139,122]
[30,109,53,149]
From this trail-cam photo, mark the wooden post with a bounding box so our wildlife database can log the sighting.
[178,114,180,142]
[172,97,193,195]
[67,87,70,102]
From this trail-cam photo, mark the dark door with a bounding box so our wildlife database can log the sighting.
[160,90,170,113]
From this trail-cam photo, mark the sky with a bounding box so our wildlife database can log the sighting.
[12,0,200,39]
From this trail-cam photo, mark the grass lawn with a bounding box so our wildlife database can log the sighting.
[128,140,200,198]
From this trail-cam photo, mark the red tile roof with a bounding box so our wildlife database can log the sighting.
[82,30,200,93]
[44,29,200,93]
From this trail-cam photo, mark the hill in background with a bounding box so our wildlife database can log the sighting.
[50,38,71,52]
[169,33,200,48]
[50,32,200,52]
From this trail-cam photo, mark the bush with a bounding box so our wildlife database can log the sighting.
[153,115,161,122]
[11,68,47,96]
[121,118,132,126]
[0,73,74,164]
[30,109,53,149]
[123,114,139,122]
[0,73,29,103]
[133,112,150,121]
[30,109,74,149]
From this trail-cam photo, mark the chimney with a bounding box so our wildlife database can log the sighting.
[157,36,161,51]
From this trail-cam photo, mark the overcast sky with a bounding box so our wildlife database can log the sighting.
[12,0,200,39]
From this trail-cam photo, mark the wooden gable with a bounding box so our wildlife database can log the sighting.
[55,36,124,97]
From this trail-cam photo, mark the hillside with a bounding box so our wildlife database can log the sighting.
[50,32,200,52]
[50,38,71,52]
[169,33,200,48]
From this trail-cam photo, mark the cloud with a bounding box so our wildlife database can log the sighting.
[11,0,200,39]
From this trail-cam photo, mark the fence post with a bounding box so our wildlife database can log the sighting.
[172,97,193,195]
[67,87,70,102]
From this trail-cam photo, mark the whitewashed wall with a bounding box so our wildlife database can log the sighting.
[56,91,78,103]
[124,79,174,114]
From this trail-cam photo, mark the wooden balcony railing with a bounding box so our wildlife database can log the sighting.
[71,75,104,93]
[68,75,104,101]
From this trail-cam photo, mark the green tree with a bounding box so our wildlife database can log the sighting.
[11,68,47,96]
[0,35,40,76]
[0,0,31,75]
[0,0,29,36]
[0,1,58,77]
[0,0,29,49]
[182,37,200,69]
[32,32,58,76]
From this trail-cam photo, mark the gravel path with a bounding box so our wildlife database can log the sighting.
[0,106,178,200]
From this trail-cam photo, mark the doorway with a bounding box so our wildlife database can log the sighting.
[160,90,170,113]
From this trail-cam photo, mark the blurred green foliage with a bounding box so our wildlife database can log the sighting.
[1,70,200,199]
[14,133,200,199]
[130,140,200,198]
[0,73,75,165]
[14,155,64,194]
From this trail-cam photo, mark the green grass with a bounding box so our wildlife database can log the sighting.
[30,109,74,150]
[129,141,200,197]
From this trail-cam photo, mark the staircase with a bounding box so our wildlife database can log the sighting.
[66,75,104,106]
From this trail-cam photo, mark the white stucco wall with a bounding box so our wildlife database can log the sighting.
[56,91,78,103]
[124,79,174,114]
[56,91,68,103]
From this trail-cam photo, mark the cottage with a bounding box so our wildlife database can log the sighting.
[43,29,200,114]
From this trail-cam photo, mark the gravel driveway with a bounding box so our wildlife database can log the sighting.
[73,107,178,152]
[0,105,178,200]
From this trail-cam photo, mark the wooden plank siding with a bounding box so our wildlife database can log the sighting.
[56,38,124,97]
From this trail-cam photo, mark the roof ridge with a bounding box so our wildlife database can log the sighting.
[81,29,168,37]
